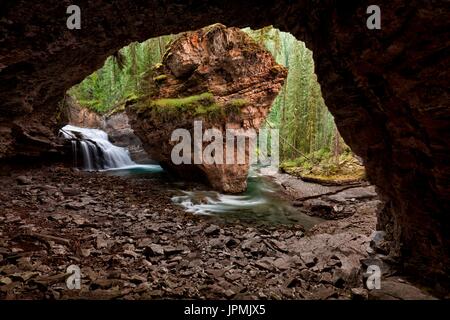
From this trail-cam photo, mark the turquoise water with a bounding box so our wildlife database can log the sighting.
[106,165,322,229]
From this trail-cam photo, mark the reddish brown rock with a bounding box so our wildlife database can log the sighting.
[126,24,287,192]
[64,95,104,128]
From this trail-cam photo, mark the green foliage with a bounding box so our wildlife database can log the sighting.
[152,92,214,108]
[281,151,365,183]
[243,27,339,163]
[135,92,225,122]
[134,93,246,123]
[68,34,175,114]
[224,99,246,118]
[69,25,354,173]
[153,74,168,82]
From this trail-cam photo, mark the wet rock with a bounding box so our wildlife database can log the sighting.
[351,287,368,300]
[313,286,338,300]
[16,176,32,185]
[209,238,224,249]
[66,201,86,210]
[204,225,220,236]
[163,246,184,256]
[61,187,81,196]
[255,257,275,271]
[300,252,317,268]
[368,279,437,300]
[0,277,12,285]
[0,166,386,299]
[144,244,164,256]
[272,256,292,270]
[327,186,377,203]
[96,236,109,249]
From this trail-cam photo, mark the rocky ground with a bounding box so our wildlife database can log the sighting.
[0,164,437,299]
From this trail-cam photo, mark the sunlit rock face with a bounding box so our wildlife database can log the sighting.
[0,1,448,290]
[126,24,287,193]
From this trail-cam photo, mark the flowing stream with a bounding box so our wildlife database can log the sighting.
[60,125,322,228]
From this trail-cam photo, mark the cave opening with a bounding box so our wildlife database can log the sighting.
[59,25,372,228]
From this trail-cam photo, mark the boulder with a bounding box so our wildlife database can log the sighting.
[126,24,287,193]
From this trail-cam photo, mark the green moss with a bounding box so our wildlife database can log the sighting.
[151,92,214,108]
[135,92,223,122]
[153,63,163,70]
[280,151,366,185]
[105,94,139,116]
[224,98,246,117]
[133,93,249,123]
[77,99,103,112]
[153,74,168,82]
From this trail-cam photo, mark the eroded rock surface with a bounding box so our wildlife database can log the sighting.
[126,24,287,192]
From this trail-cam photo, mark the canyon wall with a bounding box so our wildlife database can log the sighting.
[0,1,448,290]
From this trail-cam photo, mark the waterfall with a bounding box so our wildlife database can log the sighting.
[59,124,135,170]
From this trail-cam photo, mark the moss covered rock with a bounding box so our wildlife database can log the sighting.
[127,24,287,193]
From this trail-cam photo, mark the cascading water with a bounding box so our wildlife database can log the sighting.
[170,167,324,229]
[60,124,135,170]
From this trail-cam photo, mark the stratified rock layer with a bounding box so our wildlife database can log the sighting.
[126,24,287,192]
[0,1,448,292]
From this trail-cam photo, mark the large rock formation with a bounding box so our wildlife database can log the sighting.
[126,24,287,192]
[0,1,448,292]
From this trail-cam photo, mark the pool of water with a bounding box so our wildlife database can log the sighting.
[105,164,323,229]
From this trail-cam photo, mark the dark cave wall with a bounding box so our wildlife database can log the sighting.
[0,1,449,288]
